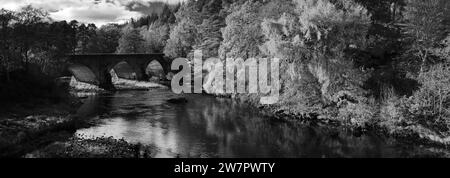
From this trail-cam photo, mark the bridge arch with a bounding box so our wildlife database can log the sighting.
[68,64,99,85]
[67,53,171,90]
[110,61,137,80]
[146,60,166,82]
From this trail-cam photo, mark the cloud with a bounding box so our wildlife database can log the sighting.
[51,1,142,26]
[0,0,184,26]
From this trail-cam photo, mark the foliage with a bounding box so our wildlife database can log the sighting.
[402,0,450,75]
[404,64,450,130]
[218,0,264,59]
[131,3,178,28]
[164,19,199,58]
[164,0,204,58]
[95,24,122,53]
[293,0,371,53]
[0,6,79,77]
[75,23,97,54]
[0,9,19,80]
[116,25,145,54]
[355,0,406,62]
[196,0,226,58]
[141,22,170,53]
[259,0,372,120]
[378,64,450,138]
[11,6,51,71]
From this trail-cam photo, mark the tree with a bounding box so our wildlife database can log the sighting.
[164,0,203,58]
[159,4,176,24]
[164,20,198,58]
[96,24,122,53]
[13,5,49,72]
[196,0,226,58]
[75,23,98,54]
[47,21,78,56]
[259,0,372,119]
[261,0,296,19]
[218,0,264,59]
[141,22,170,53]
[134,13,158,28]
[2,7,81,77]
[0,9,17,81]
[403,0,450,75]
[355,0,406,66]
[116,25,145,54]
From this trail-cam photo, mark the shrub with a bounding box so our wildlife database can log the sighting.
[337,96,376,127]
[397,64,450,133]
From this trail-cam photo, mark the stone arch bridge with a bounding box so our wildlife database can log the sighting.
[67,53,172,90]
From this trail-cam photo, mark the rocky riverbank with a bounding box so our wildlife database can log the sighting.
[25,135,157,158]
[0,97,158,158]
[0,78,168,158]
[69,76,168,91]
[0,99,82,157]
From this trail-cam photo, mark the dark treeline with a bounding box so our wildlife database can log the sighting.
[0,6,78,102]
[0,0,450,143]
[0,3,179,102]
[0,2,179,76]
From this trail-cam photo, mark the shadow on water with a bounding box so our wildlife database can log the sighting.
[74,89,447,158]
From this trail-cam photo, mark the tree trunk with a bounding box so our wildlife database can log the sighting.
[419,49,428,76]
[438,88,443,119]
[392,2,397,23]
[24,51,29,73]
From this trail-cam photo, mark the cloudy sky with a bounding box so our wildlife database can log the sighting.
[0,0,183,26]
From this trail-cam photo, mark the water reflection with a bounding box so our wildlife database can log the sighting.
[75,89,445,158]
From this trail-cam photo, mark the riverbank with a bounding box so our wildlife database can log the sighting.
[25,135,156,158]
[225,93,450,150]
[0,78,168,158]
[0,98,159,158]
[69,76,168,92]
[0,98,81,157]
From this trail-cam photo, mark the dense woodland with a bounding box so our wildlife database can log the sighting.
[1,0,450,143]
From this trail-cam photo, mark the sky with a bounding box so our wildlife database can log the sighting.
[0,0,183,26]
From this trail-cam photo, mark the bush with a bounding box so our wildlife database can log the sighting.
[401,64,450,131]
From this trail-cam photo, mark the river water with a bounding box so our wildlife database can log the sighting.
[73,89,445,158]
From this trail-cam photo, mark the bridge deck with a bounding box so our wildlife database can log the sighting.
[68,53,165,57]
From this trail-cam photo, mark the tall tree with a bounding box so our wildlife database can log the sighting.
[159,4,176,24]
[164,0,203,58]
[355,0,406,67]
[116,25,145,54]
[96,24,121,53]
[403,0,450,75]
[75,23,98,54]
[218,0,264,59]
[0,9,17,81]
[260,0,372,118]
[196,0,226,58]
[13,5,49,72]
[47,21,78,57]
[141,22,170,53]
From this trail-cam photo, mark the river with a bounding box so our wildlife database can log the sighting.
[72,89,446,158]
